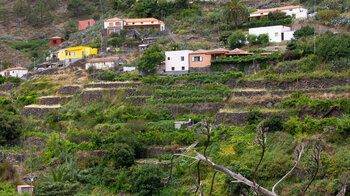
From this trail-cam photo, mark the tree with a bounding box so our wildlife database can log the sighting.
[247,34,257,46]
[294,26,315,40]
[64,19,78,40]
[257,33,269,47]
[27,0,54,27]
[227,30,246,49]
[223,0,249,30]
[138,43,165,74]
[132,165,163,196]
[67,0,92,17]
[0,112,21,145]
[105,143,135,168]
[268,10,288,21]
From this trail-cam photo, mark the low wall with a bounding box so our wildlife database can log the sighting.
[23,105,61,117]
[58,85,81,95]
[80,88,123,103]
[234,78,350,90]
[164,102,225,116]
[37,96,73,105]
[84,82,143,89]
[0,83,19,92]
[0,151,38,163]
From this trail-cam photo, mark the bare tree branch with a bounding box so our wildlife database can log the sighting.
[336,185,347,196]
[209,170,219,196]
[272,143,305,194]
[189,160,203,196]
[253,120,268,185]
[302,141,321,195]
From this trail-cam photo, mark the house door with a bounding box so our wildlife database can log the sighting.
[281,33,284,41]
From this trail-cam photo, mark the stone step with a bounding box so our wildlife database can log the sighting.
[83,81,143,89]
[23,104,61,117]
[37,96,73,105]
[58,85,81,95]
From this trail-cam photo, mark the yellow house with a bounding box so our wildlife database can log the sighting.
[58,46,98,65]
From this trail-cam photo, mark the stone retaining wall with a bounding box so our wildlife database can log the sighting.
[58,85,81,95]
[165,102,225,116]
[23,105,61,117]
[125,97,147,105]
[80,88,123,103]
[84,82,143,89]
[231,88,350,97]
[0,151,38,163]
[37,96,73,105]
[234,78,350,90]
[0,83,19,92]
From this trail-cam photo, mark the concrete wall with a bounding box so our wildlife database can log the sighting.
[165,50,192,73]
[189,53,212,68]
[85,62,116,70]
[0,69,28,78]
[250,8,308,19]
[249,25,294,42]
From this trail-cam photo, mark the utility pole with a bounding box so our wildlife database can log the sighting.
[100,0,103,55]
[313,0,316,54]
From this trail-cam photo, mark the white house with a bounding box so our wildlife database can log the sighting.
[0,67,28,78]
[104,17,165,36]
[250,5,308,19]
[85,57,120,70]
[249,25,295,43]
[165,50,193,75]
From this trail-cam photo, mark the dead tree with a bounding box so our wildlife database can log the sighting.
[166,120,322,196]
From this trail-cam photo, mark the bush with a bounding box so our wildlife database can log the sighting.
[98,71,116,81]
[228,30,246,49]
[247,34,257,46]
[263,113,284,132]
[268,10,288,21]
[107,37,124,47]
[246,110,263,125]
[131,165,163,196]
[317,10,340,23]
[0,112,21,145]
[35,181,79,196]
[327,58,350,71]
[257,34,269,47]
[294,26,315,39]
[105,143,135,168]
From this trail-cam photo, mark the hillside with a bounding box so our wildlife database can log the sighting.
[0,0,349,195]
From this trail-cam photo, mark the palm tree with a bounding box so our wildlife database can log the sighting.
[223,0,249,30]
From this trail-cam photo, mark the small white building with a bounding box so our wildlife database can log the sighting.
[17,185,34,195]
[165,50,193,75]
[0,66,28,78]
[250,5,308,19]
[123,66,136,72]
[85,57,120,70]
[249,25,295,43]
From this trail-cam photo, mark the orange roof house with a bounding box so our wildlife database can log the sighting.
[49,37,65,47]
[79,19,95,31]
[250,5,308,19]
[103,17,165,36]
[226,48,254,57]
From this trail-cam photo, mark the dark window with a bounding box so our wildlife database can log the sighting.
[182,66,185,70]
[171,67,175,71]
[52,40,57,44]
[168,57,170,60]
[88,22,90,26]
[181,56,184,61]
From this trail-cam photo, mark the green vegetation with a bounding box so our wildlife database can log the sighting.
[138,43,164,74]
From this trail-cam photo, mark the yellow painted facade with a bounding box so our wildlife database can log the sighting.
[57,46,98,61]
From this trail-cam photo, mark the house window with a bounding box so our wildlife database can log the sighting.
[192,56,202,62]
[182,66,185,70]
[88,22,90,26]
[289,9,292,11]
[70,52,75,56]
[141,22,143,24]
[109,22,113,26]
[168,57,170,60]
[181,56,184,61]
[52,40,57,44]
[133,22,135,24]
[171,67,175,71]
[275,32,278,37]
[66,52,69,56]
[151,22,154,24]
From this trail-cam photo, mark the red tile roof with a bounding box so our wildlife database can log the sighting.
[226,48,254,55]
[1,66,28,72]
[251,5,305,15]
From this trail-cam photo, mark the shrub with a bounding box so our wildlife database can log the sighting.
[98,71,116,81]
[35,181,79,196]
[317,10,340,23]
[257,34,269,47]
[107,37,124,47]
[138,43,164,74]
[247,34,257,46]
[246,110,263,125]
[263,113,284,132]
[228,30,246,49]
[0,112,21,145]
[105,143,135,168]
[294,26,315,39]
[131,165,163,196]
[327,58,350,71]
[268,10,288,21]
